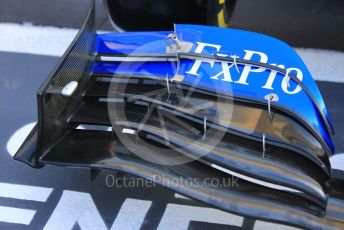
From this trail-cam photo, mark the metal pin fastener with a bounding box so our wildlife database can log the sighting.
[285,69,291,88]
[203,116,207,140]
[166,33,181,52]
[262,134,266,158]
[264,93,279,120]
[230,54,240,73]
[165,75,170,94]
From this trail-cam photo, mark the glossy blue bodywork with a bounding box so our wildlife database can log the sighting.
[93,24,334,153]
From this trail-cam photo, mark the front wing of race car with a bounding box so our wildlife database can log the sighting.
[14,0,344,229]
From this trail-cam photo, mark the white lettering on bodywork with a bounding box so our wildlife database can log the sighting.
[186,42,304,94]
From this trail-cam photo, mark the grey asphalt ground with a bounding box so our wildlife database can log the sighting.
[1,0,344,50]
[0,0,113,31]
